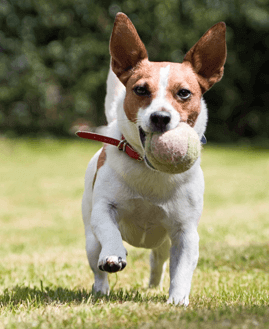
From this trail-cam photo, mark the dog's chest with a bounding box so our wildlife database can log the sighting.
[116,198,168,249]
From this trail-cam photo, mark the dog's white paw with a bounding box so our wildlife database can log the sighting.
[98,256,127,273]
[167,294,189,306]
[92,283,110,296]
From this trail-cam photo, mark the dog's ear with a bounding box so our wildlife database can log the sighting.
[110,13,148,85]
[183,22,227,94]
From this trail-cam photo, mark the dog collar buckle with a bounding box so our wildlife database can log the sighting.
[117,138,128,152]
[118,137,143,161]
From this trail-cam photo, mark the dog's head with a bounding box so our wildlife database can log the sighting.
[110,13,226,161]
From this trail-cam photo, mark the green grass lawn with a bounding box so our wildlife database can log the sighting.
[0,138,269,328]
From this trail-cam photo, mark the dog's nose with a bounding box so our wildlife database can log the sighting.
[150,111,171,132]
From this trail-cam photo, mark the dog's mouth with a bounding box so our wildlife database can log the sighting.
[139,126,146,148]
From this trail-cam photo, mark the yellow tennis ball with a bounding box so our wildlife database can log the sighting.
[145,122,201,174]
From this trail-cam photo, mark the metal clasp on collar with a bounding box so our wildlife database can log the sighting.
[117,139,128,152]
[117,139,143,161]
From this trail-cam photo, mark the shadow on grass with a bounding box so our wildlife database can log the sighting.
[0,284,167,307]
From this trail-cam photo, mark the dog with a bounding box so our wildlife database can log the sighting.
[80,13,226,305]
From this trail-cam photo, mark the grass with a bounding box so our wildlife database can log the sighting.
[0,137,269,328]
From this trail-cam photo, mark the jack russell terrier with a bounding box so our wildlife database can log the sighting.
[78,13,226,305]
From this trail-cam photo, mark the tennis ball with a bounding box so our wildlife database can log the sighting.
[145,122,201,174]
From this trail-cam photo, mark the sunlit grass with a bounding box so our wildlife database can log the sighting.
[0,138,269,328]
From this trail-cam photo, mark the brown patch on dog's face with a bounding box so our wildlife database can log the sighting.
[164,62,202,126]
[123,60,160,123]
[123,60,202,126]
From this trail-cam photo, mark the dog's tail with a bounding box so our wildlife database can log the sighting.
[104,65,125,124]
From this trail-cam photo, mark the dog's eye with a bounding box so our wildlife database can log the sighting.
[134,86,150,96]
[177,89,191,100]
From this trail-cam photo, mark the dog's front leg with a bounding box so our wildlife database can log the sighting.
[90,200,127,273]
[167,225,199,306]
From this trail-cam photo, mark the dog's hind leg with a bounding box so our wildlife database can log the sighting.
[149,237,171,289]
[86,228,110,295]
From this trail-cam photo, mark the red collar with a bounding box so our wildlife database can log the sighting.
[76,131,143,161]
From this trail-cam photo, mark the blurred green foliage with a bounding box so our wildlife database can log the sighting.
[0,0,268,142]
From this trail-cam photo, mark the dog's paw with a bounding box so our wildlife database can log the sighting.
[92,283,109,296]
[98,256,127,273]
[167,295,189,306]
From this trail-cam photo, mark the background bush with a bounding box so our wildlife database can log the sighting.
[0,0,268,142]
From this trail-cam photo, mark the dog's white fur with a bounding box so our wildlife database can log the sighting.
[82,14,226,305]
